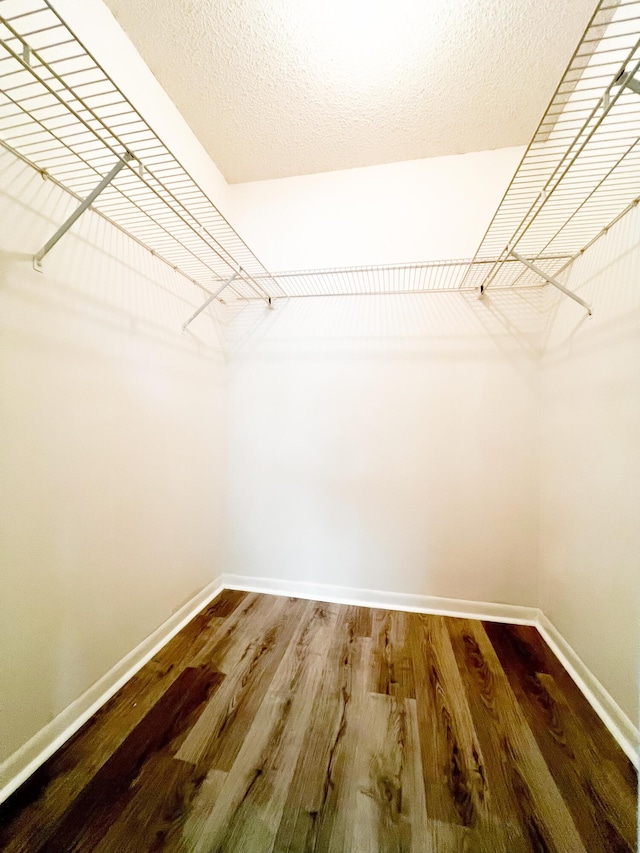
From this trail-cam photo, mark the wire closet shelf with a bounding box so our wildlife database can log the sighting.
[247,257,568,300]
[1,0,638,309]
[465,0,640,304]
[0,1,537,309]
[0,0,288,310]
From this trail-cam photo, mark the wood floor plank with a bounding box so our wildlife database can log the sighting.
[312,637,372,853]
[271,604,363,853]
[0,657,185,853]
[352,692,410,852]
[347,603,374,639]
[370,609,415,700]
[402,697,433,853]
[38,664,223,853]
[424,819,495,852]
[175,594,287,766]
[370,609,394,696]
[484,621,637,852]
[391,611,416,701]
[492,623,637,791]
[406,612,491,830]
[191,591,282,675]
[91,754,196,853]
[201,589,248,619]
[165,769,228,852]
[147,589,246,678]
[1,593,635,853]
[183,600,336,853]
[448,618,589,853]
[175,595,307,771]
[0,590,245,853]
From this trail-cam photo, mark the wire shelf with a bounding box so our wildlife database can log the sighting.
[468,0,640,293]
[244,256,568,300]
[0,0,286,304]
[2,0,637,311]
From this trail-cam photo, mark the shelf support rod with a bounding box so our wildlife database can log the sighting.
[614,69,640,96]
[182,271,239,331]
[33,153,134,270]
[509,250,592,315]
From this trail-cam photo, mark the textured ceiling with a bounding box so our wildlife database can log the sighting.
[103,0,598,183]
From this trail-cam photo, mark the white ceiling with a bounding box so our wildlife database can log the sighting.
[104,0,598,184]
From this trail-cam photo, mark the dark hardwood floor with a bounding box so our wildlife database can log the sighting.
[0,591,636,852]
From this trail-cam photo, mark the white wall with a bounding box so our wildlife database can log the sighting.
[224,141,539,609]
[540,204,640,726]
[0,151,227,766]
[226,146,524,270]
[227,287,542,606]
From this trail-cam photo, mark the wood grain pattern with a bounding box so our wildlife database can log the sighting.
[0,592,636,853]
[354,692,409,851]
[448,618,589,852]
[483,622,637,853]
[272,604,364,852]
[408,614,489,830]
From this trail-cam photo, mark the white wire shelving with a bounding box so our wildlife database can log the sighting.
[466,0,640,310]
[247,256,569,300]
[0,0,286,318]
[1,0,638,314]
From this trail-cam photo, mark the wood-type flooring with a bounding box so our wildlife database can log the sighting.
[0,591,637,852]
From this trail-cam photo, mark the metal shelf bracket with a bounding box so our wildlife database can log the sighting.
[509,250,592,315]
[33,153,135,271]
[614,69,640,96]
[182,271,239,331]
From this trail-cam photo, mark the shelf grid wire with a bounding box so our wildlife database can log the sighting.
[247,256,566,300]
[0,0,286,303]
[2,1,637,304]
[466,0,640,293]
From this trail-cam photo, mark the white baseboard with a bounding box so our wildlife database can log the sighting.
[0,575,224,807]
[536,612,639,768]
[222,573,540,625]
[1,572,636,807]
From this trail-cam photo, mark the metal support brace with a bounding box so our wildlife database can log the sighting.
[33,153,134,269]
[509,250,592,315]
[182,271,239,331]
[614,69,640,96]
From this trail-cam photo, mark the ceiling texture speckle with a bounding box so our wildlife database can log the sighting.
[103,0,598,183]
